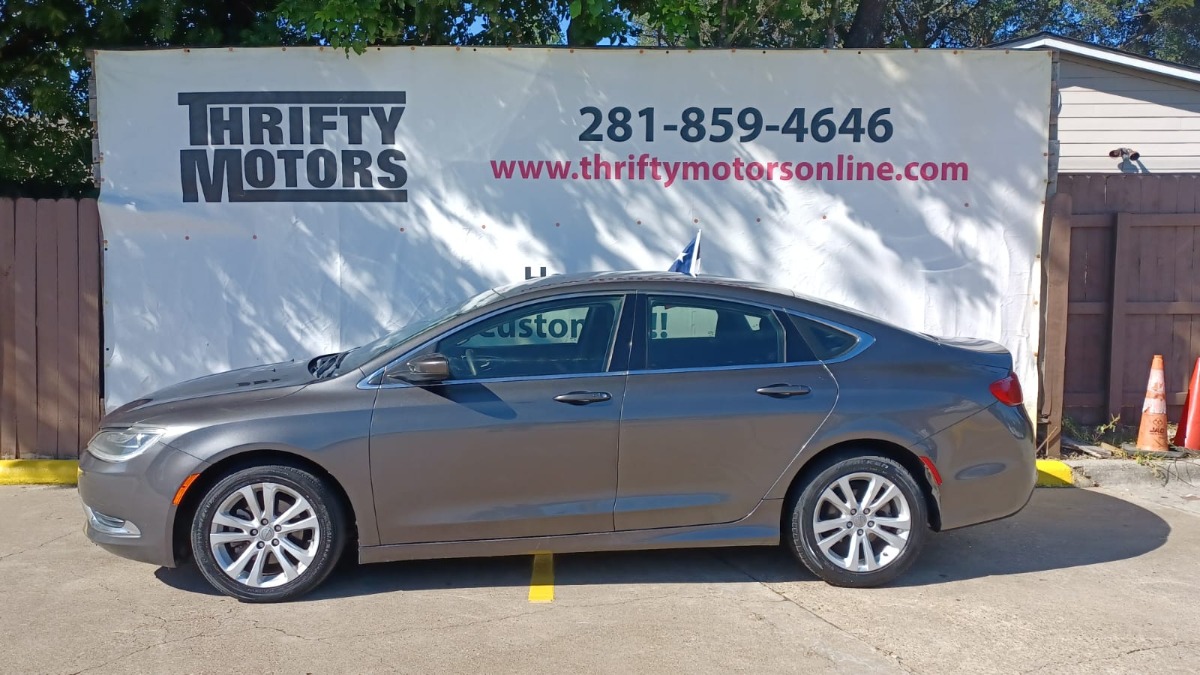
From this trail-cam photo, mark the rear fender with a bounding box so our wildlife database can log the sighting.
[763,418,927,501]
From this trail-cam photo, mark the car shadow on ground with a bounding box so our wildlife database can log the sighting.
[156,488,1171,600]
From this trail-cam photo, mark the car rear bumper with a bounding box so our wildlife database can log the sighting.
[919,401,1037,531]
[77,445,208,568]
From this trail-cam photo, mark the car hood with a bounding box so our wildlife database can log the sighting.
[100,359,316,427]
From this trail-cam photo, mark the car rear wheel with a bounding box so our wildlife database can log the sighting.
[787,454,928,587]
[191,464,345,602]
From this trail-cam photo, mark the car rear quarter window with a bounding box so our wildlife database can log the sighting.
[788,314,861,361]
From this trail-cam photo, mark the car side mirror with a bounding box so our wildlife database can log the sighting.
[387,353,451,384]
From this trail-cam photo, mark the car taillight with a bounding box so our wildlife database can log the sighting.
[990,372,1023,406]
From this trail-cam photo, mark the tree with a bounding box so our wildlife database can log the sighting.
[1,0,303,197]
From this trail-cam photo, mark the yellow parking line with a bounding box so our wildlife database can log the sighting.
[528,552,554,603]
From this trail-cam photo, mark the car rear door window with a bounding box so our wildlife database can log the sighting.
[644,295,784,370]
[437,295,624,379]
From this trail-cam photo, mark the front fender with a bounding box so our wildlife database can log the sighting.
[167,400,378,546]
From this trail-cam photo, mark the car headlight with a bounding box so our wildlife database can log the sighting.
[87,427,164,463]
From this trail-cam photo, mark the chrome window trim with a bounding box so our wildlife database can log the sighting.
[783,310,876,364]
[627,360,817,376]
[367,369,630,390]
[357,291,877,390]
[359,292,628,390]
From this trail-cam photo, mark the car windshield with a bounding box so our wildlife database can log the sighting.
[335,288,504,374]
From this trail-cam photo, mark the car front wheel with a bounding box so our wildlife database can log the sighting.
[191,464,345,602]
[788,454,928,587]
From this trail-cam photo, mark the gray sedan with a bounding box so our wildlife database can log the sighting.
[79,271,1035,602]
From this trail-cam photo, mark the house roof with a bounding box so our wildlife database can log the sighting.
[996,32,1200,86]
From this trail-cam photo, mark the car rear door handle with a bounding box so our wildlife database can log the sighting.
[554,391,612,405]
[756,384,812,398]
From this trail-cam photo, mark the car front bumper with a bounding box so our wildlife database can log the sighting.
[78,444,209,568]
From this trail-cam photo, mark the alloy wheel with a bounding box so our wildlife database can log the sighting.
[810,471,912,573]
[208,482,322,588]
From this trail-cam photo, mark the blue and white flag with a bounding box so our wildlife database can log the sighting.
[668,229,702,276]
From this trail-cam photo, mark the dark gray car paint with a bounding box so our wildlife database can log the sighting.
[616,362,837,530]
[370,373,626,543]
[78,271,1035,570]
[78,444,210,567]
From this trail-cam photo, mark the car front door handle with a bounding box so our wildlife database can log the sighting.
[553,391,612,405]
[756,384,812,398]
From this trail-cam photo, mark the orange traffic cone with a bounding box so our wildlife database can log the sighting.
[1173,357,1200,451]
[1136,354,1170,453]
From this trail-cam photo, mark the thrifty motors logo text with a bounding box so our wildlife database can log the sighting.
[178,91,408,203]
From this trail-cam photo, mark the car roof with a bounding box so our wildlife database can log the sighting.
[494,271,801,300]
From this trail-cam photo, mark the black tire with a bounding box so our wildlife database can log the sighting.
[787,454,928,588]
[191,464,346,602]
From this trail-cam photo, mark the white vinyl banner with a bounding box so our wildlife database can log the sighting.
[94,47,1052,411]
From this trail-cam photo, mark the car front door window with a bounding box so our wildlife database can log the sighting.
[437,296,624,379]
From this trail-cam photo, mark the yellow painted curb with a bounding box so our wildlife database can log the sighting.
[1036,459,1074,488]
[0,460,79,486]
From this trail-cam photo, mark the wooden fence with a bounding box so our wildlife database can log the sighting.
[1043,174,1200,455]
[0,198,102,459]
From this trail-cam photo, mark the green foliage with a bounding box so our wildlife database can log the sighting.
[0,0,304,196]
[2,0,1199,195]
[1053,0,1200,65]
[634,0,826,48]
[274,0,639,50]
[1062,414,1134,447]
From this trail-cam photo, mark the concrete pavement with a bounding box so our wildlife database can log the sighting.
[1,485,1197,674]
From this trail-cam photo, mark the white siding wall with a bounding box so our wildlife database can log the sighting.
[1056,55,1200,173]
